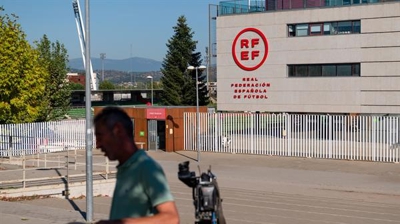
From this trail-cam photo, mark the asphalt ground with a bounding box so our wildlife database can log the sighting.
[1,150,400,224]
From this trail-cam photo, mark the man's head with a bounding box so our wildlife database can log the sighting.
[94,107,134,161]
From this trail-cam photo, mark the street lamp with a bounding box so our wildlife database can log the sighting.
[146,75,153,105]
[100,53,106,82]
[187,65,206,162]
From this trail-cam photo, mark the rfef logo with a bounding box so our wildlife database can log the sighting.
[232,28,268,71]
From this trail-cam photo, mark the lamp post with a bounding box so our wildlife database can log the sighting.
[187,65,206,162]
[146,75,153,105]
[100,53,106,82]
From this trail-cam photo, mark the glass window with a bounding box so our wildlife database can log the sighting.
[343,0,351,5]
[323,23,331,35]
[337,21,352,34]
[289,64,359,77]
[337,64,352,76]
[353,21,361,33]
[288,25,296,36]
[352,64,360,76]
[310,24,322,35]
[331,22,338,34]
[309,65,322,76]
[296,65,308,76]
[296,24,309,36]
[322,65,336,76]
[290,20,360,37]
[288,65,294,76]
[323,22,338,35]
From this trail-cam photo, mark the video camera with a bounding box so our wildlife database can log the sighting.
[178,161,226,224]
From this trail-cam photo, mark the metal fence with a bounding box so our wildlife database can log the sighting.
[0,149,115,191]
[0,120,87,157]
[184,113,400,163]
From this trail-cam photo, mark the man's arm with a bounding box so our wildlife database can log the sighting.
[96,201,179,224]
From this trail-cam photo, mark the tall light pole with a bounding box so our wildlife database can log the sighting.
[146,75,153,105]
[100,53,106,82]
[84,0,93,222]
[187,65,206,162]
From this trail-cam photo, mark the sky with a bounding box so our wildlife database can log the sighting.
[1,0,220,62]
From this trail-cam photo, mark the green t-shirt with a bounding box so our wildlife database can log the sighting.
[109,150,174,220]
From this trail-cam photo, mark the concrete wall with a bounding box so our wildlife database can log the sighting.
[216,2,400,114]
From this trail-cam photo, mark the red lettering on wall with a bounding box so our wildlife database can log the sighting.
[251,38,259,48]
[251,51,260,60]
[241,51,249,60]
[241,39,249,48]
[230,77,271,100]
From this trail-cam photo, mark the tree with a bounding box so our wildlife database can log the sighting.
[183,52,209,106]
[35,35,71,121]
[160,15,209,106]
[0,8,48,124]
[99,80,115,90]
[69,82,84,90]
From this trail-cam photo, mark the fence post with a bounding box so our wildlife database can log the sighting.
[65,146,70,198]
[74,148,77,170]
[372,117,376,161]
[214,113,219,153]
[286,113,292,156]
[250,113,254,154]
[8,135,12,162]
[328,115,333,159]
[36,148,40,167]
[22,150,26,189]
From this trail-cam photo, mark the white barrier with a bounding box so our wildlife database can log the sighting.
[184,113,400,163]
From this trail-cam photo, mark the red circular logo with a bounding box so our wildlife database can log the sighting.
[232,28,269,71]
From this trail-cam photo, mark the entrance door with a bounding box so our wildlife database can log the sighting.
[147,120,166,151]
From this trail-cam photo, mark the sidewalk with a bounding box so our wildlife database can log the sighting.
[1,150,400,224]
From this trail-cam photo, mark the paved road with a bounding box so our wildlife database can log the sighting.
[1,150,400,224]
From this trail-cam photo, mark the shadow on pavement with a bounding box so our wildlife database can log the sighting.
[54,168,87,220]
[173,151,197,162]
[67,199,87,220]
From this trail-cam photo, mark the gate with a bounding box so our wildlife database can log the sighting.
[148,120,158,150]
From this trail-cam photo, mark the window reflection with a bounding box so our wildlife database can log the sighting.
[322,65,336,76]
[296,24,309,36]
[288,20,360,36]
[288,64,360,77]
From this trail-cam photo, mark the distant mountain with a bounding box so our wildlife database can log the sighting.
[68,57,162,72]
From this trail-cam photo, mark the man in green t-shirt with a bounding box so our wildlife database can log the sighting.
[94,107,179,224]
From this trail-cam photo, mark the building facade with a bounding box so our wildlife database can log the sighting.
[67,73,85,86]
[216,0,400,114]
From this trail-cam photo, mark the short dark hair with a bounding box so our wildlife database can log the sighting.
[94,107,133,138]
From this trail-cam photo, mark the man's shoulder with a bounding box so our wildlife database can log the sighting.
[136,150,163,170]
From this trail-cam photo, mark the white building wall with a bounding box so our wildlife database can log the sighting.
[217,2,400,114]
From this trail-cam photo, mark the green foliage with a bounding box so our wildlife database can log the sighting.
[99,80,115,90]
[160,15,209,106]
[183,52,209,106]
[0,8,48,124]
[69,82,84,90]
[35,34,71,121]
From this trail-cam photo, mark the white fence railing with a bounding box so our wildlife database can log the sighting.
[0,120,87,157]
[184,113,400,163]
